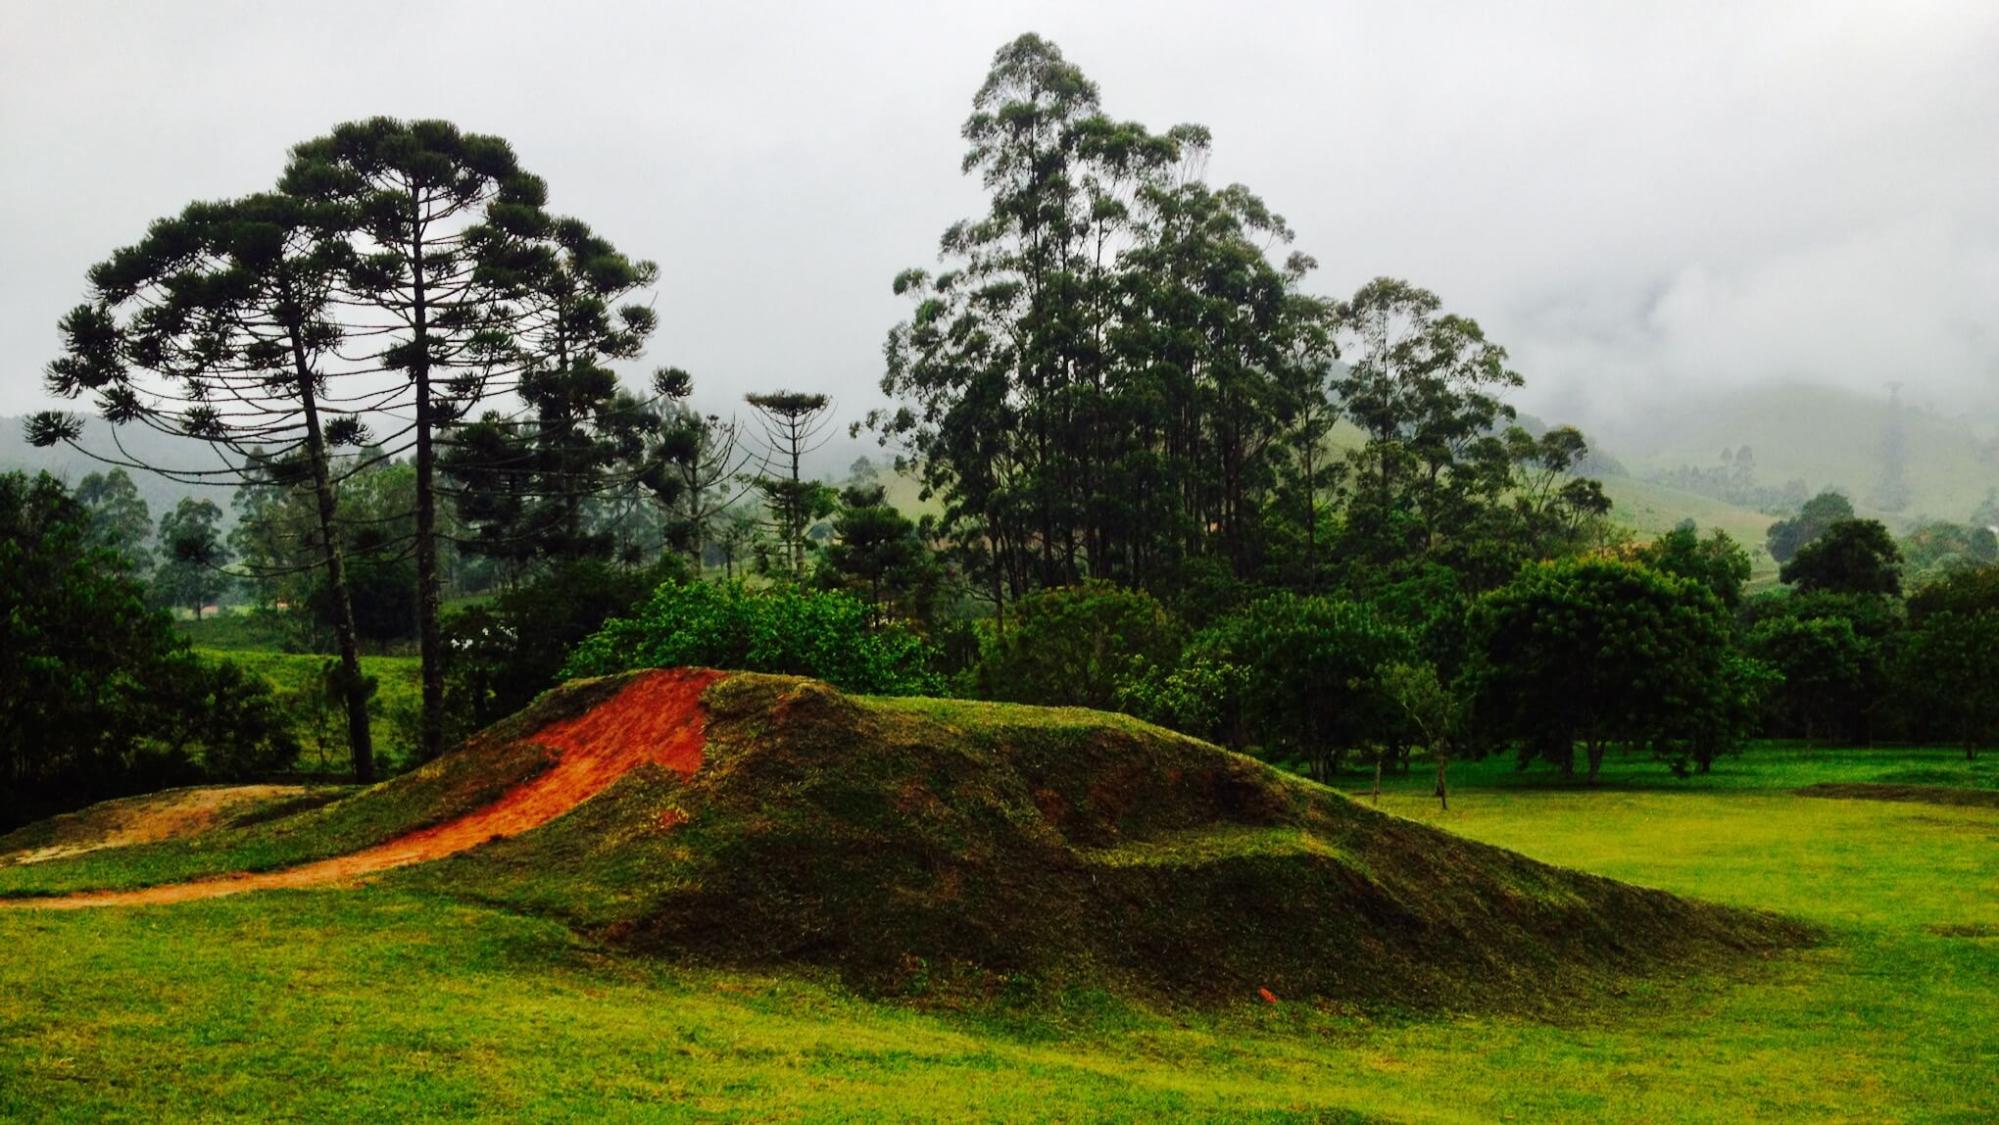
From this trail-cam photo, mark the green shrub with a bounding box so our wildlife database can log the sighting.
[969,582,1181,710]
[564,579,940,696]
[1,471,296,828]
[1170,593,1416,776]
[445,558,681,730]
[1471,557,1750,780]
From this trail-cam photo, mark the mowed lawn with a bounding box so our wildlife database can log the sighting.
[1,746,1994,1121]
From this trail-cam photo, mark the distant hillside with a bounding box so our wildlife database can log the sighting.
[1598,475,1780,577]
[1582,383,1998,528]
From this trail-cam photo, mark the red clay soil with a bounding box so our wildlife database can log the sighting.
[4,668,723,912]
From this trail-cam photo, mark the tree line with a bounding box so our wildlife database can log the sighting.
[12,34,1996,822]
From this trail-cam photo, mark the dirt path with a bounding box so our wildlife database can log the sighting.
[3,668,722,911]
[1,785,311,867]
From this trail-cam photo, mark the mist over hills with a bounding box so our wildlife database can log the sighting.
[0,416,240,518]
[1572,382,1999,527]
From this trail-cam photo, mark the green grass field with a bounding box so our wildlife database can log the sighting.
[1,739,1991,1120]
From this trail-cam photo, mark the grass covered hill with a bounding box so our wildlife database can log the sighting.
[4,669,1805,1013]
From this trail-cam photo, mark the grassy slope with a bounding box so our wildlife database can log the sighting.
[0,741,1991,1120]
[1600,381,1998,525]
[380,675,1799,1011]
[0,674,1801,1012]
[1599,474,1777,543]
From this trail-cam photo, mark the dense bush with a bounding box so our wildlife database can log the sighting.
[445,558,683,733]
[1471,558,1754,780]
[1897,566,1999,758]
[1129,593,1416,778]
[1,471,297,828]
[1779,519,1902,597]
[1741,590,1901,744]
[968,582,1182,710]
[564,579,940,696]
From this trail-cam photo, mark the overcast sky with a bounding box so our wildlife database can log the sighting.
[4,0,1995,439]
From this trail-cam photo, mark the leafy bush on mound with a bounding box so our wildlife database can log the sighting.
[563,579,939,695]
[446,558,683,733]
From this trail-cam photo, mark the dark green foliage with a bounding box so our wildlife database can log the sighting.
[1746,615,1868,744]
[153,496,232,617]
[1780,519,1901,596]
[1906,565,1999,622]
[445,558,681,730]
[1145,593,1416,778]
[72,469,153,573]
[563,580,939,695]
[968,582,1181,711]
[1471,558,1749,780]
[1638,524,1753,607]
[1766,490,1854,564]
[1901,523,1999,591]
[1741,589,1901,745]
[1897,566,1999,758]
[0,472,295,829]
[819,484,940,625]
[315,550,418,649]
[443,217,660,570]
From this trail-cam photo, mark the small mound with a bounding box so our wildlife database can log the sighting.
[2,669,720,909]
[0,785,317,867]
[1797,782,1999,809]
[408,672,1811,1011]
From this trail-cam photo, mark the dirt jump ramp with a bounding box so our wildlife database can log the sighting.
[6,668,722,911]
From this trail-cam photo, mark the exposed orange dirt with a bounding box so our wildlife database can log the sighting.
[3,668,723,911]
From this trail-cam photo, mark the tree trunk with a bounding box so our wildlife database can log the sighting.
[411,209,446,763]
[1586,740,1606,784]
[1371,751,1383,804]
[1434,754,1449,811]
[292,331,375,783]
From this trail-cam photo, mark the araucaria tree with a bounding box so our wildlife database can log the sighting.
[443,215,661,572]
[155,496,231,618]
[744,391,835,577]
[281,118,553,761]
[642,368,749,570]
[30,191,384,780]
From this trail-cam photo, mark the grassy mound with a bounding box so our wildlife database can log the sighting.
[0,677,630,897]
[400,672,1808,1011]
